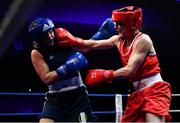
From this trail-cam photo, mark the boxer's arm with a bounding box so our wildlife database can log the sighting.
[83,35,119,51]
[31,49,59,85]
[59,36,118,52]
[85,35,152,86]
[56,28,119,52]
[113,34,152,79]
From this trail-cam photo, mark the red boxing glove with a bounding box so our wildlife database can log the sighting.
[56,28,84,48]
[85,69,114,86]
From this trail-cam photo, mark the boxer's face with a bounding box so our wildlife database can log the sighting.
[41,29,55,47]
[116,22,126,38]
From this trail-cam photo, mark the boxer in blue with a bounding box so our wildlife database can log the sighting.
[28,18,97,122]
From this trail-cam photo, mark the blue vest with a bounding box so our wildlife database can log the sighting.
[41,46,84,91]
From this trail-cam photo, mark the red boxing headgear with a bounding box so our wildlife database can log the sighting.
[112,6,142,38]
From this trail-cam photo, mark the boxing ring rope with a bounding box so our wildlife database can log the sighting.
[0,92,179,122]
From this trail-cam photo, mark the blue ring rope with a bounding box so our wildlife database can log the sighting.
[0,112,42,116]
[0,92,178,116]
[0,92,125,116]
[0,92,128,97]
[0,111,116,116]
[0,92,44,96]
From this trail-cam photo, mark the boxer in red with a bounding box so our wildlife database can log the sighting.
[58,6,172,122]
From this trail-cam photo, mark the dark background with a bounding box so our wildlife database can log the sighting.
[0,0,179,122]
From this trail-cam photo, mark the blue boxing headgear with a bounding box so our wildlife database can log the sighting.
[28,18,55,49]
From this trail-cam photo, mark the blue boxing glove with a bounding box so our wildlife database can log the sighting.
[91,18,118,40]
[56,52,88,77]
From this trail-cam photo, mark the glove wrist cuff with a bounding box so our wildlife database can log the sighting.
[76,38,85,48]
[104,70,114,83]
[56,65,67,77]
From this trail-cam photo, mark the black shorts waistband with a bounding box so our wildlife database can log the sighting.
[45,86,87,102]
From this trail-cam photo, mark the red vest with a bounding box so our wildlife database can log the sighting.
[118,33,160,82]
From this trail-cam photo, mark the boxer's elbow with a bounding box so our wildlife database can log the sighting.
[124,65,134,77]
[40,72,58,85]
[41,76,52,85]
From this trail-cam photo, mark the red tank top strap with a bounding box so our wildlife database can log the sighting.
[119,32,143,57]
[130,32,143,47]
